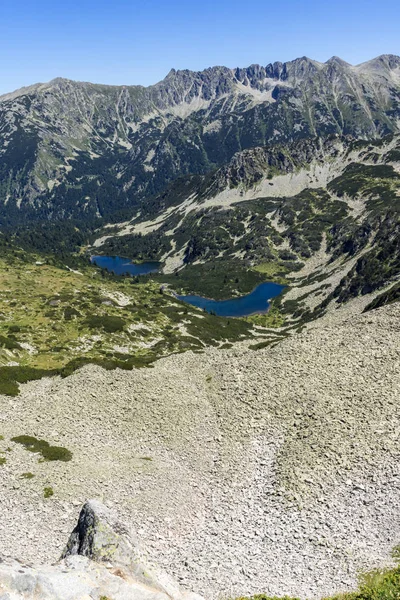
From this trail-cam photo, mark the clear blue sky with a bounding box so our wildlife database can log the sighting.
[0,0,399,94]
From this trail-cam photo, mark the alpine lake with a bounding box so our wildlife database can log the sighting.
[91,256,285,317]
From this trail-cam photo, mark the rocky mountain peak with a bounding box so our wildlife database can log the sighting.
[325,56,351,67]
[0,53,399,224]
[356,53,400,73]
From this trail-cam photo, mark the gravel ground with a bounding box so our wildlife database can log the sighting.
[0,303,399,599]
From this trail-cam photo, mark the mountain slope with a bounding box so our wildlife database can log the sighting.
[0,54,400,224]
[91,133,400,324]
[1,301,399,599]
[0,239,261,394]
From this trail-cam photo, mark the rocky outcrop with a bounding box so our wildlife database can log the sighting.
[0,501,203,600]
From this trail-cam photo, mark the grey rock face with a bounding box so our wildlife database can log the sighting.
[0,500,203,600]
[62,499,186,599]
[62,498,136,561]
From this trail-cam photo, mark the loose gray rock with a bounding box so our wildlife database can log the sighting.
[0,302,399,599]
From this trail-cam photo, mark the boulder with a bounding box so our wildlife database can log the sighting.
[0,500,204,600]
[62,499,187,600]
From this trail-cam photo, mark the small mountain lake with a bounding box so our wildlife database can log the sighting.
[177,282,285,318]
[91,255,285,317]
[91,255,161,276]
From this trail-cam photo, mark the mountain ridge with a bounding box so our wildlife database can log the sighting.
[1,53,399,101]
[0,52,399,225]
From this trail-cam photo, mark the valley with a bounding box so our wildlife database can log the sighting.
[0,53,400,600]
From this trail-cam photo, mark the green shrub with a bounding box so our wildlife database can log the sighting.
[0,335,22,350]
[326,563,400,599]
[232,562,400,600]
[0,366,55,397]
[43,487,54,498]
[11,435,72,462]
[83,315,126,332]
[63,307,81,320]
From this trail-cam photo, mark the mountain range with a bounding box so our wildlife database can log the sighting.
[1,54,400,224]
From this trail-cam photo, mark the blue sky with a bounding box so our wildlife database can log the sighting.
[0,0,399,94]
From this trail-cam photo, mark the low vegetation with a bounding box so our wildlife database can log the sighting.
[0,241,259,395]
[1,138,400,395]
[43,487,54,499]
[150,260,268,300]
[233,560,400,600]
[11,436,72,462]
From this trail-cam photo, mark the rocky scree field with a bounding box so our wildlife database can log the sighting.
[0,302,399,599]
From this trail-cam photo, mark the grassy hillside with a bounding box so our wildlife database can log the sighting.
[2,136,400,395]
[0,241,256,395]
[94,137,400,319]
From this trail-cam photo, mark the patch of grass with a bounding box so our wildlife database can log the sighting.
[252,261,288,282]
[83,315,126,333]
[21,472,35,479]
[232,562,400,600]
[246,305,286,328]
[0,366,55,397]
[0,456,6,465]
[11,435,72,462]
[43,486,54,498]
[325,564,400,599]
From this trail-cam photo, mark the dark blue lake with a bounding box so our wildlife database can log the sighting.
[91,255,161,276]
[177,282,285,318]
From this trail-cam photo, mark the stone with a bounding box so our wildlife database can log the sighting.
[0,501,203,600]
[62,499,189,600]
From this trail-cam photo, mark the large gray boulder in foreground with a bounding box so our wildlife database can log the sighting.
[0,500,203,600]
